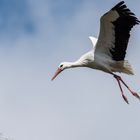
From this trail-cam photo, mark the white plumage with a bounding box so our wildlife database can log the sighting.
[52,1,140,104]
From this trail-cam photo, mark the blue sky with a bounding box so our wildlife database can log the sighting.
[0,0,140,140]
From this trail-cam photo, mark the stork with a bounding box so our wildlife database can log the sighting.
[52,1,140,104]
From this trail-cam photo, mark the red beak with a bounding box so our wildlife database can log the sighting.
[51,68,62,81]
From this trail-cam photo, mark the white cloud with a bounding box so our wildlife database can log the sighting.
[0,0,140,140]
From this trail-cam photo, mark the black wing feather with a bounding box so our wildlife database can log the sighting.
[110,1,140,61]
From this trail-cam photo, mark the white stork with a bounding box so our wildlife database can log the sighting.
[52,1,140,104]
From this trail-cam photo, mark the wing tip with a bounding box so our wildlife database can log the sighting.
[112,1,125,9]
[88,36,97,47]
[136,19,140,24]
[111,1,125,10]
[88,36,97,40]
[111,1,140,25]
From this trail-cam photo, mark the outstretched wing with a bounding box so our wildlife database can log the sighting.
[94,1,140,61]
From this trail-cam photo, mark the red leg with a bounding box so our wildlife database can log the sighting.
[114,75,129,104]
[114,75,140,100]
[119,77,140,100]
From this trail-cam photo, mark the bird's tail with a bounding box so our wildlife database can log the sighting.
[119,60,134,75]
[112,60,134,75]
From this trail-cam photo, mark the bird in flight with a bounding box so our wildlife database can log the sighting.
[52,1,140,104]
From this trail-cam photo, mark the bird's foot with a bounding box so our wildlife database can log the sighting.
[122,94,129,104]
[131,91,140,100]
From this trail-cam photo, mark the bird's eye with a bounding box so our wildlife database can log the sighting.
[60,64,63,68]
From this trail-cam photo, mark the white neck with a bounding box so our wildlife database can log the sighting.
[64,60,84,69]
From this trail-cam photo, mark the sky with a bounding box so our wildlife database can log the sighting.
[0,0,140,140]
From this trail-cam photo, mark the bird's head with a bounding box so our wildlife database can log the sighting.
[51,62,71,81]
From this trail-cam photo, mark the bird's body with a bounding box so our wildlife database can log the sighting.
[88,37,134,75]
[52,1,140,104]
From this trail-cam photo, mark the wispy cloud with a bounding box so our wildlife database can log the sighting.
[0,0,140,140]
[0,0,35,40]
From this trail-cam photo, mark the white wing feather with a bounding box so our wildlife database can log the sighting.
[89,36,98,48]
[94,10,119,59]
